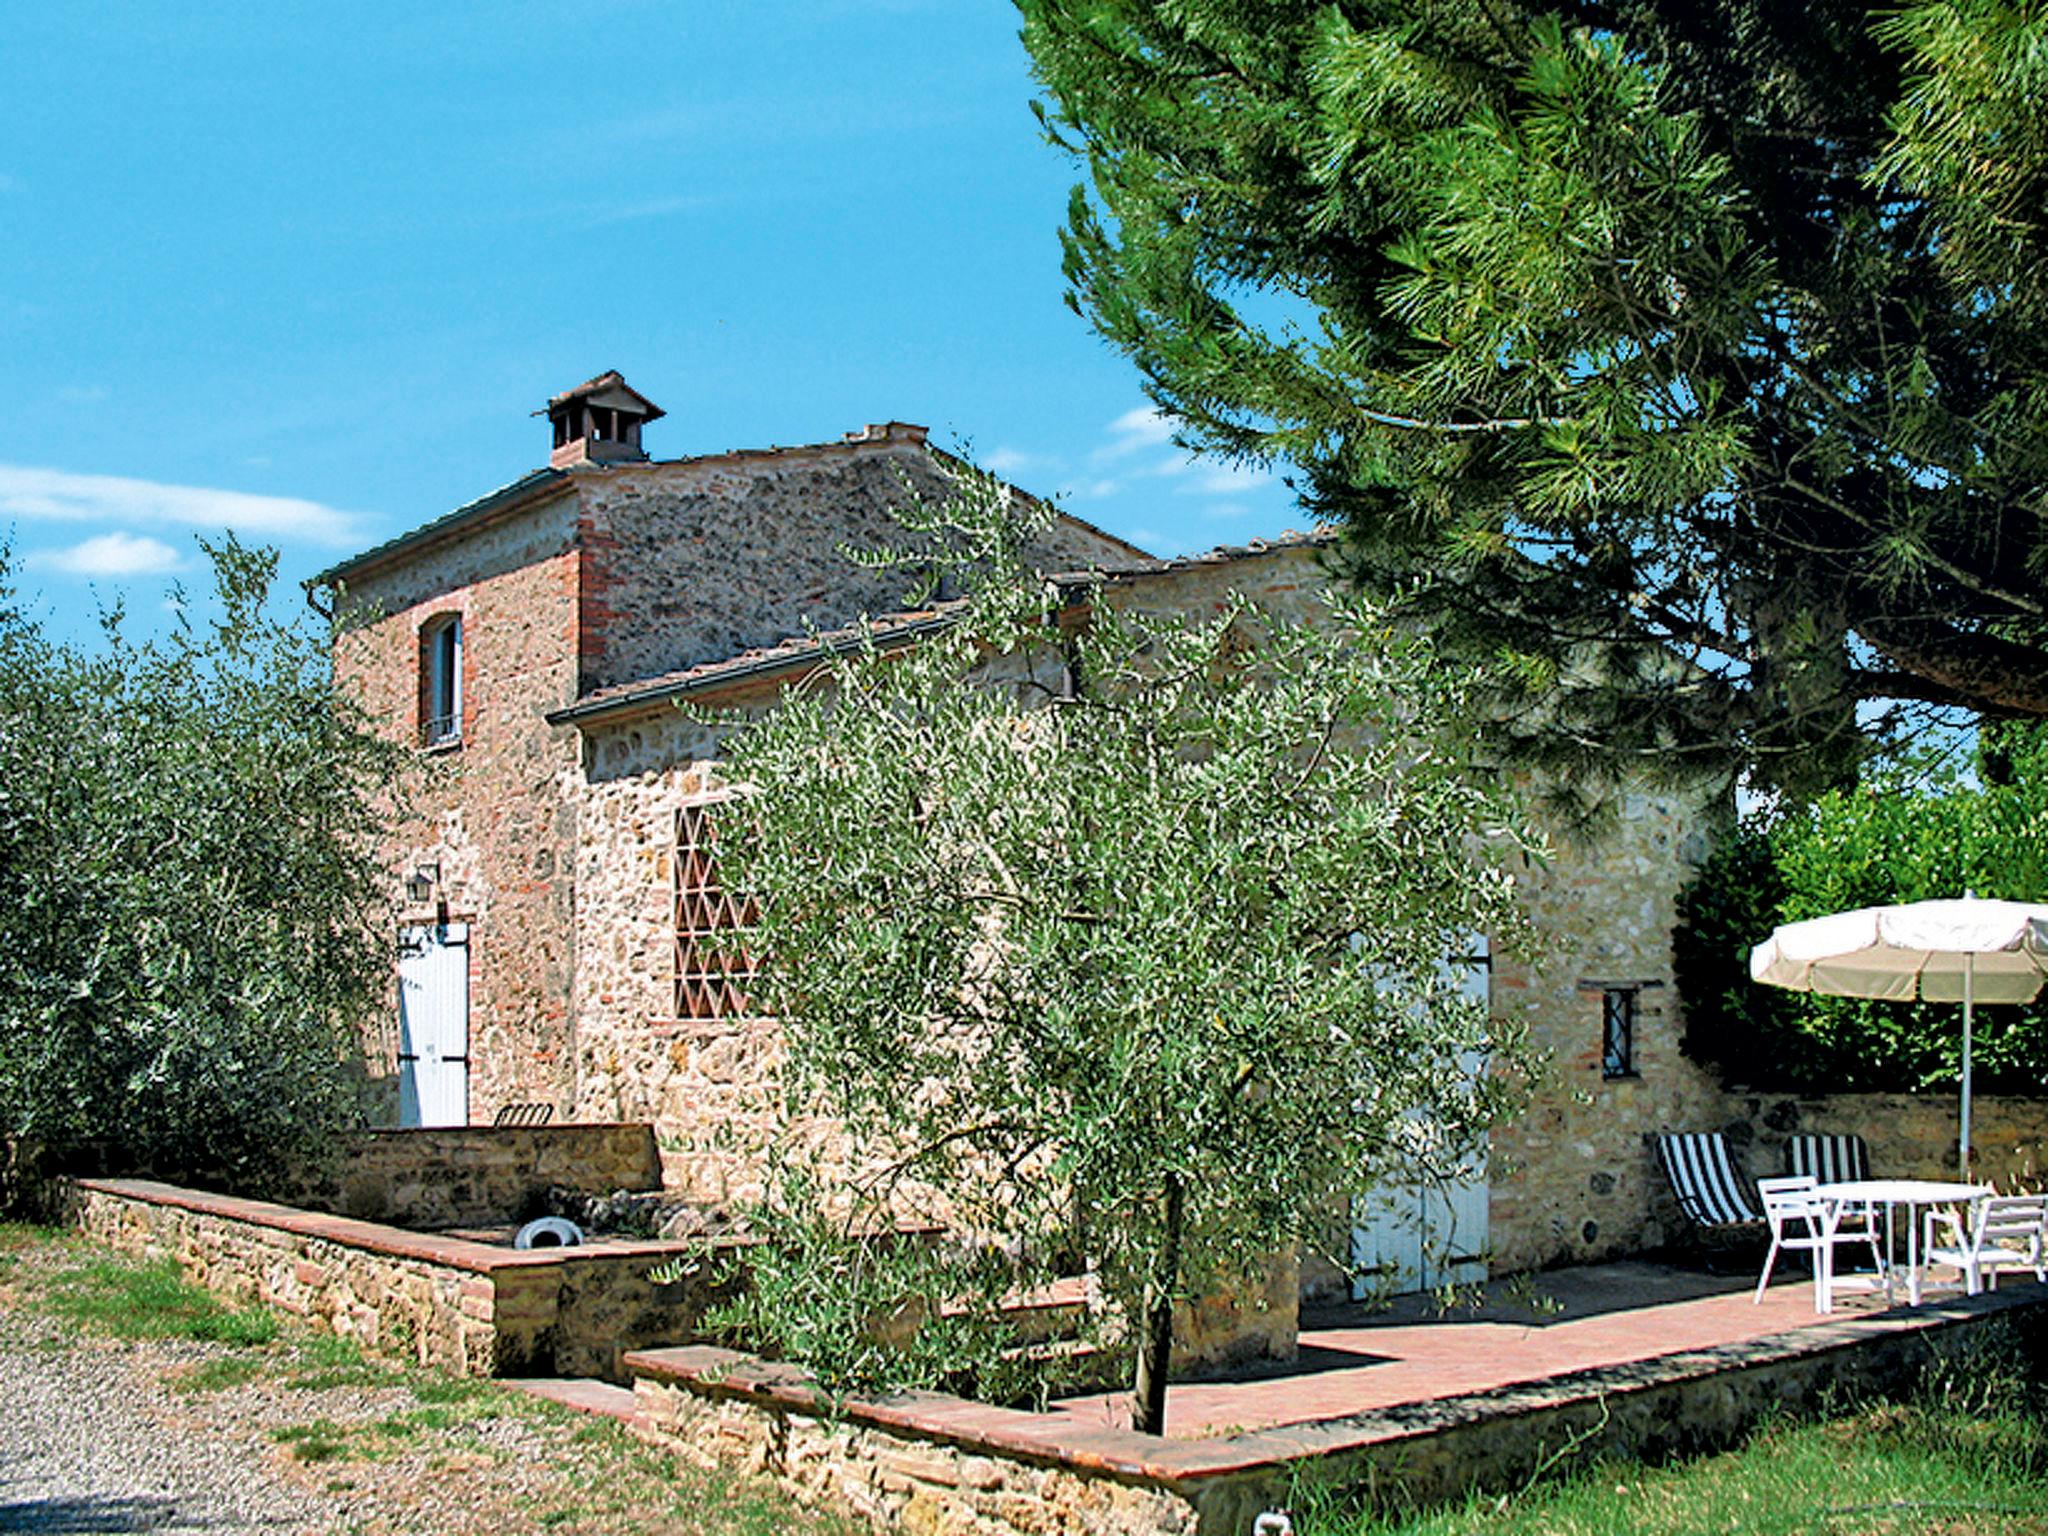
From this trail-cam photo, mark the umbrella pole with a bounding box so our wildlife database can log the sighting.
[1960,952,1974,1180]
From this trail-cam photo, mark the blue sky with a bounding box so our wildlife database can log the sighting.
[0,0,1302,644]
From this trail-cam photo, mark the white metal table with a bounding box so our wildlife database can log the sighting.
[1812,1178,1992,1307]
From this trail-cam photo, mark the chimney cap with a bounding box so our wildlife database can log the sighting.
[535,370,666,424]
[841,421,929,445]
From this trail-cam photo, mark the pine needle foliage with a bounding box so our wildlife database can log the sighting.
[1017,0,2048,805]
[703,469,1542,1430]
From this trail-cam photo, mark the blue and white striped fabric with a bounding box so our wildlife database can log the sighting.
[1656,1132,1764,1229]
[1787,1134,1869,1186]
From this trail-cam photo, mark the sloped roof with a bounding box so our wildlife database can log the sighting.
[310,423,1151,589]
[1047,529,1334,594]
[548,529,1336,729]
[547,604,972,726]
[309,467,570,589]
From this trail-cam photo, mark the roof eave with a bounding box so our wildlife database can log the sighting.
[310,468,574,589]
[546,611,966,731]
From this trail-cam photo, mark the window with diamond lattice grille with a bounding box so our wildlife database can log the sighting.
[674,802,759,1020]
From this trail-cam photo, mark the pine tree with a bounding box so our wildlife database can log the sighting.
[1018,0,2048,801]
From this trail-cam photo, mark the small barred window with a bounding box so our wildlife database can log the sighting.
[1602,987,1639,1079]
[674,801,759,1020]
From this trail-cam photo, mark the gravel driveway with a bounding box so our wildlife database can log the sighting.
[0,1230,834,1536]
[0,1335,333,1535]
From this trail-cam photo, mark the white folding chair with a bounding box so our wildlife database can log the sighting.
[1923,1193,2048,1295]
[1755,1174,1887,1312]
[1786,1132,1880,1231]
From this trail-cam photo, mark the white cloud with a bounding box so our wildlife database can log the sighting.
[37,532,186,578]
[573,193,723,228]
[1089,407,1272,495]
[1174,460,1275,497]
[1094,406,1178,462]
[0,464,370,547]
[980,446,1042,475]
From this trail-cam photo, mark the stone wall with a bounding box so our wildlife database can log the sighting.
[1174,1252,1299,1376]
[290,1124,663,1229]
[73,1178,508,1373]
[69,1177,739,1383]
[1484,782,1728,1272]
[630,1294,2048,1536]
[573,711,792,1204]
[634,1356,1200,1536]
[1719,1092,2048,1190]
[333,487,587,1123]
[550,1246,745,1381]
[574,433,1145,694]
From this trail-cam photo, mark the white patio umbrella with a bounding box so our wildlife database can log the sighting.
[1750,896,2048,1177]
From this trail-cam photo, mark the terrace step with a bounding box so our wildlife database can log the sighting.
[960,1273,1097,1346]
[503,1375,645,1428]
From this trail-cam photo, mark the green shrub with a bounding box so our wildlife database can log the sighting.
[1676,724,2048,1093]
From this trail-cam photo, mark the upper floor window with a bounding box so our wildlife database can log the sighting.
[421,615,462,747]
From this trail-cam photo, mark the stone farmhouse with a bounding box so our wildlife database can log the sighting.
[318,372,1731,1297]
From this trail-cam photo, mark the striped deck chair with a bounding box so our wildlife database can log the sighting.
[1786,1133,1869,1186]
[492,1101,555,1128]
[1788,1132,1878,1232]
[1654,1132,1765,1251]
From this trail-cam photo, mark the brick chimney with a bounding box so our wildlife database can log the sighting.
[542,371,664,468]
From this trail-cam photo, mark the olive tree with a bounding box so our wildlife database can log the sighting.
[706,477,1540,1432]
[0,538,403,1203]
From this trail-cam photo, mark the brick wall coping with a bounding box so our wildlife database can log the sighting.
[347,1123,655,1138]
[71,1178,726,1274]
[1723,1091,2048,1110]
[627,1284,2048,1488]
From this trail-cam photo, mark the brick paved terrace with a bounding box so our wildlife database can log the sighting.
[1041,1258,1909,1437]
[628,1263,2048,1534]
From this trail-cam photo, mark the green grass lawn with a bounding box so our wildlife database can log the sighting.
[1299,1354,2048,1536]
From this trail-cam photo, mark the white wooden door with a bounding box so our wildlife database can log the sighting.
[398,923,469,1128]
[1350,936,1491,1298]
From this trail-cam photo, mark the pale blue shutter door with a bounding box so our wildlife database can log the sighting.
[397,923,470,1127]
[1350,934,1491,1298]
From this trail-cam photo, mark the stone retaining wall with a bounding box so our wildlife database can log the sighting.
[629,1289,2048,1536]
[1720,1092,2048,1189]
[633,1353,1201,1536]
[289,1123,663,1229]
[70,1177,733,1383]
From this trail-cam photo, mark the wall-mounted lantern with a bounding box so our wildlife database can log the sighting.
[406,863,440,904]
